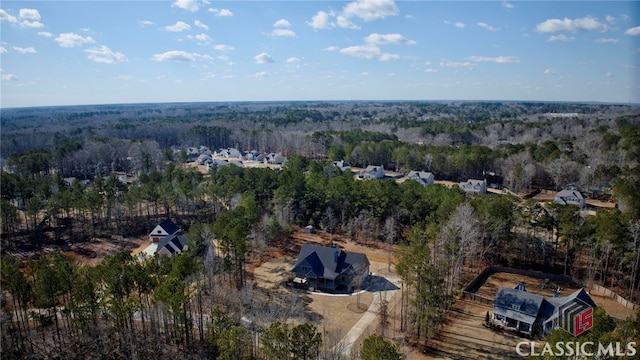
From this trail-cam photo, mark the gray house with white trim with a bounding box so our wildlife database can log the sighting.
[290,244,370,292]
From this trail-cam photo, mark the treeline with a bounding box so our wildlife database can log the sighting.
[1,247,328,359]
[2,154,640,356]
[2,102,638,197]
[3,155,640,298]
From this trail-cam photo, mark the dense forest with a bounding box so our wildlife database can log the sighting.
[1,101,639,359]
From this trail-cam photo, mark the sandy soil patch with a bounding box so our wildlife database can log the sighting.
[250,230,397,343]
[62,235,147,266]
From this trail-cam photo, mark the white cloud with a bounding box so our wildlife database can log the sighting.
[152,50,195,62]
[0,9,18,23]
[214,44,234,52]
[342,0,398,22]
[194,20,209,30]
[621,14,630,21]
[336,15,360,29]
[469,55,520,63]
[254,52,274,64]
[254,71,268,78]
[425,68,438,73]
[386,72,396,76]
[535,16,607,33]
[0,8,42,27]
[166,21,191,32]
[625,26,640,36]
[308,10,334,30]
[21,20,44,28]
[273,19,291,28]
[546,34,575,42]
[55,32,95,47]
[209,8,233,17]
[324,46,340,52]
[38,31,53,37]
[271,29,296,37]
[544,68,556,75]
[173,0,199,12]
[308,0,398,30]
[339,44,380,59]
[365,33,416,45]
[477,22,500,32]
[13,46,36,54]
[85,45,126,64]
[194,33,211,43]
[0,47,7,54]
[379,53,400,61]
[440,60,474,69]
[444,20,465,29]
[594,38,619,44]
[286,57,301,63]
[200,72,216,81]
[502,1,514,9]
[19,9,41,20]
[139,20,154,27]
[605,71,613,77]
[360,72,369,76]
[605,15,616,24]
[2,73,18,81]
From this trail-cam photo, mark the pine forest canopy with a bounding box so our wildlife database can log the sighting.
[0,100,639,359]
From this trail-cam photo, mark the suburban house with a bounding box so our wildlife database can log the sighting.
[406,171,435,186]
[459,179,487,195]
[63,177,91,187]
[554,187,585,208]
[359,165,385,179]
[290,244,370,292]
[142,218,189,257]
[265,153,286,165]
[491,283,596,337]
[244,150,266,162]
[332,160,351,172]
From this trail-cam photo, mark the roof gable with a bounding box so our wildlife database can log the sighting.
[157,234,188,255]
[292,244,368,280]
[158,218,180,235]
[494,287,544,318]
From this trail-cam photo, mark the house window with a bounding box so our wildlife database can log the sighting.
[512,304,520,311]
[157,230,161,234]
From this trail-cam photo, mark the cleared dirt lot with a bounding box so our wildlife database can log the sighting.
[249,231,400,354]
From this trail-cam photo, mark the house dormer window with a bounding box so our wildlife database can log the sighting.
[512,304,520,311]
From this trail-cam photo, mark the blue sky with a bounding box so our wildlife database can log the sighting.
[1,1,638,108]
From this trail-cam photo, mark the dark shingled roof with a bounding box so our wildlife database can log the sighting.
[493,287,544,324]
[158,218,180,235]
[157,235,188,255]
[291,244,369,281]
[539,288,596,322]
